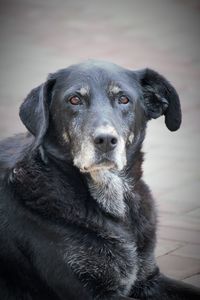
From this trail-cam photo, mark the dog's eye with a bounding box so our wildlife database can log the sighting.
[69,96,82,105]
[119,96,129,104]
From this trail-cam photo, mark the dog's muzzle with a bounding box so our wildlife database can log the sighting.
[73,125,127,173]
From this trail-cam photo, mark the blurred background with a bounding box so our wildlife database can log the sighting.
[0,0,200,287]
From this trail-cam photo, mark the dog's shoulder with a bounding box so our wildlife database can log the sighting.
[0,136,90,225]
[0,133,33,173]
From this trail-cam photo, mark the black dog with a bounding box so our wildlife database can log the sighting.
[0,60,199,300]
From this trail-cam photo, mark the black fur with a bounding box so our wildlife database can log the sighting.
[0,61,199,299]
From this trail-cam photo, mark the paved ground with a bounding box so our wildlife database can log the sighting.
[0,0,200,288]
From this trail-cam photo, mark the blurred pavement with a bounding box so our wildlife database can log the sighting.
[0,0,200,287]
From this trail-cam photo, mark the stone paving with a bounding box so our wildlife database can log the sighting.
[0,0,200,288]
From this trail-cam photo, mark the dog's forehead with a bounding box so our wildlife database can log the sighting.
[70,60,127,76]
[55,61,137,92]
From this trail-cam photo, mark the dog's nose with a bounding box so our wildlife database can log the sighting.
[94,134,118,152]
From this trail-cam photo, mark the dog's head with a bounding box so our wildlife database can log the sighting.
[20,60,181,173]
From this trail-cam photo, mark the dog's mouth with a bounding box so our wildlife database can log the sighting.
[80,158,116,173]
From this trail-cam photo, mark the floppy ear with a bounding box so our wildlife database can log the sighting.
[19,77,55,147]
[137,68,181,131]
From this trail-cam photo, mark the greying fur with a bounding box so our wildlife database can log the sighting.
[88,169,131,218]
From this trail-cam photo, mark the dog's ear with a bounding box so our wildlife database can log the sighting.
[19,76,55,147]
[137,68,181,131]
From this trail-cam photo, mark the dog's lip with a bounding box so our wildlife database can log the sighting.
[80,159,116,173]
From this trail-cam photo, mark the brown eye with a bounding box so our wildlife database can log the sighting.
[119,96,129,104]
[69,96,82,105]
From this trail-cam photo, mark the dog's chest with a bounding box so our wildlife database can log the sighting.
[63,225,138,296]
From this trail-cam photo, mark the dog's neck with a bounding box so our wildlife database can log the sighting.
[87,169,130,218]
[86,147,144,218]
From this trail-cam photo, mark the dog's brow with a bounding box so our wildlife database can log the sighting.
[108,84,122,94]
[78,86,90,96]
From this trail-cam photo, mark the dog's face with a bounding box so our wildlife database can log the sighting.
[49,62,143,173]
[19,60,181,173]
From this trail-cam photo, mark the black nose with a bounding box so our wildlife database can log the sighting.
[94,134,118,152]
